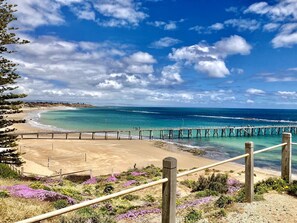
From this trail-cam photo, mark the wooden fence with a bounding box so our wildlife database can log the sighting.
[17,133,295,223]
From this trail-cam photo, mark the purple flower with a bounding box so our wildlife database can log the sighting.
[227,178,242,194]
[123,180,137,187]
[106,175,117,182]
[131,171,146,176]
[177,196,213,209]
[0,185,75,204]
[82,177,98,185]
[117,208,160,220]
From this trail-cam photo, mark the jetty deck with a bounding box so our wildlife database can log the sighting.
[12,125,297,140]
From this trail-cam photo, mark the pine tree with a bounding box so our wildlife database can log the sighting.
[0,0,28,166]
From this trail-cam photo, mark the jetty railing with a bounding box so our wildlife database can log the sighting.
[17,133,295,223]
[11,125,297,140]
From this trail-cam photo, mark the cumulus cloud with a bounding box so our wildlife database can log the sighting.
[159,64,183,85]
[245,0,297,48]
[125,51,156,64]
[150,37,181,49]
[10,35,191,104]
[169,35,251,78]
[246,88,265,95]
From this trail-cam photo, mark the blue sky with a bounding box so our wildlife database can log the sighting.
[8,0,297,108]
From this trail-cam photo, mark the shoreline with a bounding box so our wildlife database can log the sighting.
[9,106,294,181]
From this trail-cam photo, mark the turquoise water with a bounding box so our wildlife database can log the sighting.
[38,107,297,172]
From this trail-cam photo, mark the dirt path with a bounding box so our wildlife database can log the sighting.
[221,192,297,223]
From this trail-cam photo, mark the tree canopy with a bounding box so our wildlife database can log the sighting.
[0,0,28,166]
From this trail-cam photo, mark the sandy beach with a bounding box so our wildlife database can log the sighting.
[10,107,282,181]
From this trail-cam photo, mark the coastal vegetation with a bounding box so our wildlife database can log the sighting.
[24,101,94,108]
[1,164,297,222]
[0,0,28,166]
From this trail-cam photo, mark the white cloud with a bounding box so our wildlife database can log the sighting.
[94,0,147,27]
[150,37,181,49]
[169,35,251,78]
[195,60,229,78]
[231,68,244,74]
[263,23,280,32]
[10,0,64,30]
[245,0,297,21]
[126,64,154,74]
[10,0,147,29]
[97,80,123,89]
[272,23,297,48]
[71,3,96,21]
[209,23,224,31]
[276,91,297,100]
[10,35,192,104]
[125,51,156,64]
[160,64,183,85]
[247,99,254,104]
[246,88,265,95]
[224,19,260,32]
[288,67,297,71]
[215,35,252,56]
[265,76,297,82]
[245,0,297,48]
[147,19,184,30]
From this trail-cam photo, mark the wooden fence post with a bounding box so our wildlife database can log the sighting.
[245,142,254,203]
[162,157,177,223]
[282,132,292,183]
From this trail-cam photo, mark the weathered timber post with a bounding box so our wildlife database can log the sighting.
[89,169,92,178]
[66,133,68,140]
[162,157,177,223]
[281,133,292,183]
[79,132,82,140]
[92,132,95,140]
[245,142,254,203]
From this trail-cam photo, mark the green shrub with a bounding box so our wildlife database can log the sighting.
[192,173,228,194]
[53,186,82,200]
[122,194,139,201]
[29,181,51,190]
[215,195,233,208]
[215,209,227,218]
[54,199,69,209]
[0,190,9,198]
[0,164,19,179]
[288,181,297,197]
[195,189,219,198]
[254,177,287,195]
[180,179,196,189]
[143,194,156,203]
[184,209,202,223]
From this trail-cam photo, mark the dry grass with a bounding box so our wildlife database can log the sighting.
[0,197,54,223]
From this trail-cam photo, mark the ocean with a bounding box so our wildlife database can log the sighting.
[33,107,297,172]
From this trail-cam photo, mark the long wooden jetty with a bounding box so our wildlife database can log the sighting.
[12,125,297,140]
